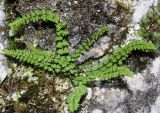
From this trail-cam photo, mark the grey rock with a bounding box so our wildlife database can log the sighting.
[84,57,160,113]
[0,1,7,84]
[4,0,160,113]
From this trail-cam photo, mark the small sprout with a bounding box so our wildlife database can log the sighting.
[146,11,155,18]
[141,18,150,26]
[156,19,160,25]
[138,28,148,37]
[153,32,160,39]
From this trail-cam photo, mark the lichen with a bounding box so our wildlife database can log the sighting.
[1,0,157,113]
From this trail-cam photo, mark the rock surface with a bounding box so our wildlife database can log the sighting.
[0,1,8,84]
[1,0,160,113]
[79,0,160,113]
[81,56,160,113]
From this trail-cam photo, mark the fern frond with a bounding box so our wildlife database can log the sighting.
[9,9,60,34]
[4,47,78,74]
[53,55,77,74]
[55,20,69,56]
[9,8,70,59]
[87,40,156,72]
[73,66,133,86]
[67,84,87,113]
[3,48,57,72]
[71,26,109,60]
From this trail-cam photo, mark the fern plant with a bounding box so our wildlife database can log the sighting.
[67,84,87,113]
[138,3,160,40]
[4,9,157,113]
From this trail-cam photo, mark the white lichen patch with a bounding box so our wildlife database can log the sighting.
[86,88,92,100]
[13,65,39,83]
[27,76,39,84]
[116,0,137,10]
[8,92,21,102]
[0,1,7,84]
[93,87,129,105]
[0,3,5,26]
[92,109,103,113]
[123,72,149,92]
[150,57,160,76]
[125,24,142,43]
[151,95,160,113]
[54,77,72,93]
[0,61,8,83]
[56,94,70,113]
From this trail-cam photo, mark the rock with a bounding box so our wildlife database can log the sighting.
[3,0,160,113]
[115,0,137,10]
[5,0,132,60]
[151,95,160,113]
[92,109,104,113]
[0,1,7,84]
[133,0,158,23]
[82,56,160,113]
[0,61,8,83]
[54,77,72,93]
[89,87,129,113]
[123,72,149,92]
[78,1,160,112]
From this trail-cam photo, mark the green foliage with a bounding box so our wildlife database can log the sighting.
[67,84,87,113]
[101,40,155,69]
[71,26,108,60]
[9,9,60,34]
[74,66,133,86]
[10,9,70,56]
[4,8,157,113]
[153,32,160,39]
[138,3,160,40]
[73,40,156,85]
[7,9,76,74]
[83,40,156,73]
[4,48,57,72]
[4,47,78,74]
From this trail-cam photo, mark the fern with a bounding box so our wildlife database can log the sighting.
[138,3,160,40]
[4,8,157,113]
[8,9,76,74]
[86,40,156,72]
[73,66,133,86]
[4,48,57,72]
[9,9,60,34]
[67,84,87,113]
[10,9,70,56]
[71,26,108,60]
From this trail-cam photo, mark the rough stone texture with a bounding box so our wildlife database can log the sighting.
[133,0,158,23]
[5,0,132,59]
[83,57,160,113]
[0,1,8,83]
[2,0,160,113]
[78,1,160,113]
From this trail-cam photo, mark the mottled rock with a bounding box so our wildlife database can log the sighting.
[0,1,7,84]
[3,0,160,113]
[92,109,103,113]
[78,1,160,113]
[82,56,160,113]
[133,0,157,23]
